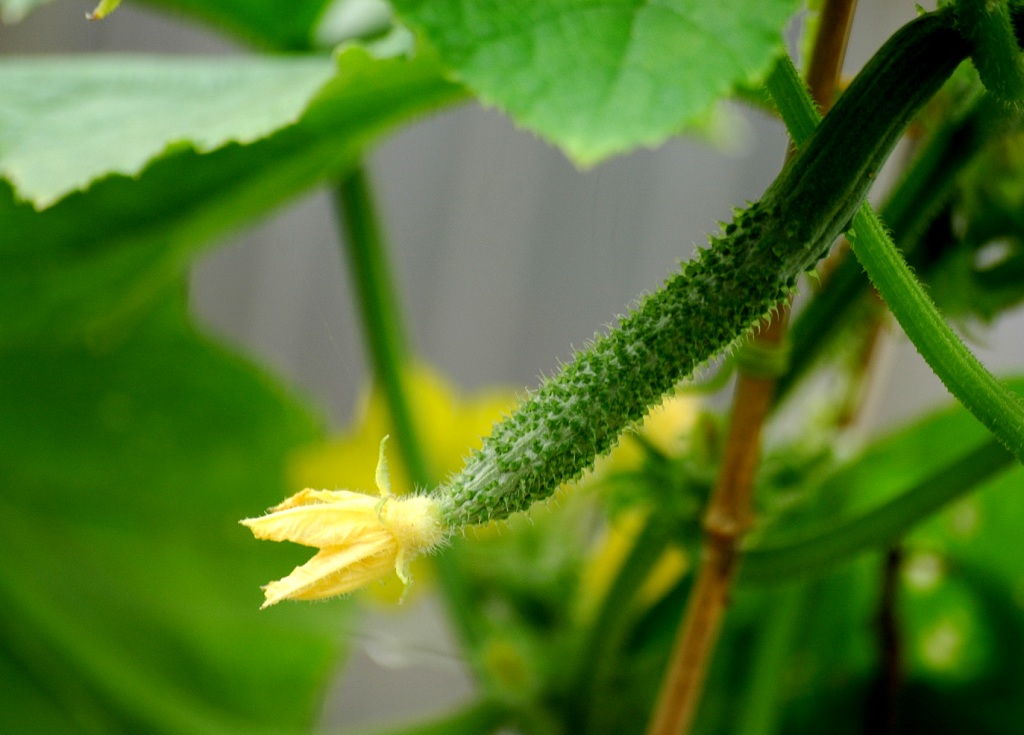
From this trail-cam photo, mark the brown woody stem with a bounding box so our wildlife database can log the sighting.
[644,2,859,734]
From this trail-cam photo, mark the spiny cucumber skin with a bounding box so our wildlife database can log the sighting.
[432,8,974,529]
[436,202,797,528]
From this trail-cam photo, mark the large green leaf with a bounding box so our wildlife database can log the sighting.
[0,292,346,734]
[0,45,464,347]
[391,0,800,165]
[0,57,338,209]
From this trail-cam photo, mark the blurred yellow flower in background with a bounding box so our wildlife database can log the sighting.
[593,388,701,476]
[580,391,702,617]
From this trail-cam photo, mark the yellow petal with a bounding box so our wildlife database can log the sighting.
[268,488,360,511]
[250,364,517,607]
[240,491,382,548]
[261,541,395,607]
[244,441,445,606]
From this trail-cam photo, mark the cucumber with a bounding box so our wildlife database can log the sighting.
[433,8,975,528]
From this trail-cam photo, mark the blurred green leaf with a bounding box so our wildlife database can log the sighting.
[0,45,463,347]
[391,0,799,165]
[0,57,338,209]
[742,380,1024,584]
[808,378,1024,512]
[0,291,347,734]
[872,465,1024,733]
[928,122,1024,321]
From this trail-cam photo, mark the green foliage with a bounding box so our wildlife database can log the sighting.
[4,1,1024,734]
[0,15,460,735]
[0,46,462,347]
[0,292,346,734]
[744,381,1024,583]
[0,57,336,208]
[392,0,801,165]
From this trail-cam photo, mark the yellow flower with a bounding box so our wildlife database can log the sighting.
[579,392,701,617]
[288,364,518,602]
[578,509,690,619]
[241,438,444,608]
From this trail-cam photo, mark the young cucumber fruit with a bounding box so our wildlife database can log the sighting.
[433,8,977,528]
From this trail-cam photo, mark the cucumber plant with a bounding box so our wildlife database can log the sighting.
[3,2,1024,735]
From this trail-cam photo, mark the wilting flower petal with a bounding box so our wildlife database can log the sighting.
[242,437,444,608]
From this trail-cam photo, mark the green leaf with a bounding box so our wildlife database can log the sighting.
[0,56,338,209]
[0,46,463,347]
[892,465,1024,730]
[135,0,335,50]
[0,292,347,734]
[741,380,1024,584]
[391,0,800,165]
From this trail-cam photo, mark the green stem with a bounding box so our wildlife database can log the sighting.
[732,584,808,735]
[957,0,1024,102]
[739,438,1014,584]
[333,164,484,658]
[334,166,433,486]
[776,91,992,404]
[849,205,1024,461]
[768,51,1024,465]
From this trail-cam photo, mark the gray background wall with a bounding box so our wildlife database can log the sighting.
[4,1,1024,730]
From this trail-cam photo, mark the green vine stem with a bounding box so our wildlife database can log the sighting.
[333,165,485,654]
[740,438,1014,584]
[776,90,993,404]
[335,166,433,485]
[849,205,1024,462]
[957,0,1024,102]
[769,12,1024,465]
